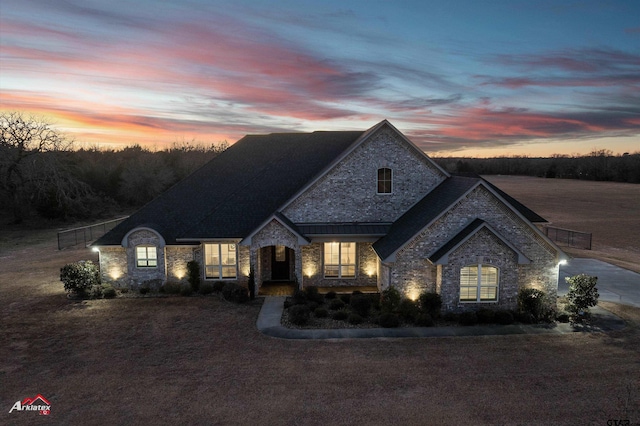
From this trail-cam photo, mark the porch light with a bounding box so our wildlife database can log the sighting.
[92,247,99,253]
[558,259,567,266]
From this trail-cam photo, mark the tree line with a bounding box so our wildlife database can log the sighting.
[435,151,640,183]
[1,112,227,223]
[1,111,638,224]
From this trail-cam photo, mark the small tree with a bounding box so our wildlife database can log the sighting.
[565,274,599,323]
[186,260,200,292]
[248,268,256,300]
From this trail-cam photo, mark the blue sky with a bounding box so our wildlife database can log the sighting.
[1,0,638,156]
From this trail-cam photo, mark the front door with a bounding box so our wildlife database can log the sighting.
[271,245,290,281]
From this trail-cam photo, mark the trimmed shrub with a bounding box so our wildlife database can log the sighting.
[187,260,200,293]
[398,299,420,323]
[60,260,100,297]
[180,284,193,296]
[314,307,329,318]
[381,287,401,313]
[222,283,249,303]
[350,294,372,317]
[304,286,324,304]
[443,312,459,323]
[248,268,255,300]
[139,287,150,295]
[332,310,349,321]
[103,285,117,299]
[325,291,337,300]
[292,289,307,305]
[340,294,351,304]
[212,281,226,293]
[283,299,294,309]
[161,282,183,295]
[565,274,599,322]
[476,308,496,324]
[419,292,442,318]
[307,301,319,312]
[415,313,434,327]
[329,298,345,311]
[289,304,311,325]
[518,287,547,321]
[494,310,515,325]
[348,313,364,325]
[556,312,570,323]
[459,311,478,326]
[369,293,381,311]
[378,312,400,328]
[199,282,214,295]
[89,285,103,299]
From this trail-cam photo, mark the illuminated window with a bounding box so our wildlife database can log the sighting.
[204,243,237,279]
[136,246,157,268]
[324,242,356,278]
[460,265,498,302]
[377,168,392,194]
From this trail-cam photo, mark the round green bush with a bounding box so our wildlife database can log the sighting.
[340,294,351,304]
[222,282,249,303]
[103,285,117,299]
[331,310,349,321]
[292,289,307,305]
[329,298,345,310]
[139,287,150,295]
[494,310,515,325]
[348,313,364,325]
[350,294,372,317]
[398,299,419,322]
[161,282,183,295]
[289,304,311,325]
[415,313,434,327]
[304,286,324,304]
[459,311,478,326]
[314,307,329,318]
[378,312,400,328]
[212,281,226,292]
[325,291,337,300]
[418,292,442,318]
[381,287,401,312]
[307,301,319,311]
[60,260,100,297]
[476,308,496,324]
[180,285,193,296]
[199,282,214,295]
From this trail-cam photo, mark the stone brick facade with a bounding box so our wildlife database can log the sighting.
[283,127,446,223]
[390,185,559,311]
[301,242,379,288]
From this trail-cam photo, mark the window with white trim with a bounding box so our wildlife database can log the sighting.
[377,168,392,194]
[204,243,237,279]
[136,246,157,268]
[324,242,356,278]
[460,264,498,302]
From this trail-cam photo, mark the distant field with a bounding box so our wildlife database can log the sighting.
[484,175,640,273]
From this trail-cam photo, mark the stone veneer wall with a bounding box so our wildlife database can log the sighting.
[439,228,519,312]
[165,246,195,284]
[301,242,379,288]
[283,127,446,223]
[98,246,127,287]
[392,184,559,311]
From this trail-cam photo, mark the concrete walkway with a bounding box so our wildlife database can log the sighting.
[559,258,640,308]
[256,296,625,340]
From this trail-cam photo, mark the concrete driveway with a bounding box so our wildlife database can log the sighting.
[559,258,640,308]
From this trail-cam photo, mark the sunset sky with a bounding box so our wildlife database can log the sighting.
[1,0,639,156]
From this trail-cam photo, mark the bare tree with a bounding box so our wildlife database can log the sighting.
[0,111,86,222]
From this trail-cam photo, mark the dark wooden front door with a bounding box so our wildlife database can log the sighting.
[271,245,290,281]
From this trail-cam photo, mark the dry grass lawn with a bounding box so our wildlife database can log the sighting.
[484,175,640,273]
[1,177,640,425]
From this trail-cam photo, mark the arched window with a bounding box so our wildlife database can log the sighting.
[136,245,157,268]
[377,168,392,194]
[460,264,498,302]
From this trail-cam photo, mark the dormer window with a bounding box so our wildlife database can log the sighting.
[377,168,392,194]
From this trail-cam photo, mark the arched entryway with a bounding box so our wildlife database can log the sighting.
[257,245,297,295]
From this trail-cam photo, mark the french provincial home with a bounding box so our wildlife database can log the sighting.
[93,120,566,312]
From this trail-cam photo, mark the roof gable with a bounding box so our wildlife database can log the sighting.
[427,219,531,264]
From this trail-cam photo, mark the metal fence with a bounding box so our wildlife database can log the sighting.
[544,226,592,250]
[57,217,129,250]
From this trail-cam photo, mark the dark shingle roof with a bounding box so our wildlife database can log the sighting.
[93,130,364,245]
[297,223,392,236]
[373,176,480,260]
